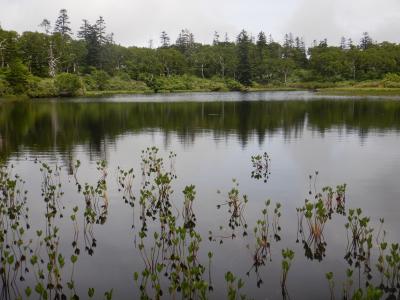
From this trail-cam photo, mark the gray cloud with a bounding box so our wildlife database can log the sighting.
[285,0,400,46]
[0,0,398,47]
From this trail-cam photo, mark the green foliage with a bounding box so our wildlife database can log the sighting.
[106,76,150,91]
[0,78,11,96]
[54,73,84,96]
[147,75,227,92]
[236,30,252,86]
[2,16,400,96]
[5,59,30,94]
[90,69,110,90]
[224,79,245,91]
[27,77,58,98]
[382,73,400,88]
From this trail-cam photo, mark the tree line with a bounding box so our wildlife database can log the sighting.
[1,9,400,95]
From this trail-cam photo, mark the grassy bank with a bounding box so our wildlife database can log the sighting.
[4,71,400,99]
[316,87,400,96]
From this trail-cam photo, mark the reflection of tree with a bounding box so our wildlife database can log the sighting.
[1,99,400,160]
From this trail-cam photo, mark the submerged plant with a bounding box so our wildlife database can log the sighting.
[326,272,335,300]
[344,208,374,287]
[0,163,30,300]
[247,200,282,287]
[1,149,400,299]
[80,160,109,255]
[182,185,196,229]
[297,175,347,261]
[250,152,270,183]
[281,248,295,299]
[225,271,248,300]
[214,179,248,241]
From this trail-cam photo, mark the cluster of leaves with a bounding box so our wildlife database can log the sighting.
[250,152,270,183]
[296,173,347,261]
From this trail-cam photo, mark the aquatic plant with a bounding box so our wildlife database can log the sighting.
[224,271,248,300]
[214,179,248,240]
[0,164,29,299]
[297,175,347,261]
[344,208,374,287]
[250,152,270,183]
[281,248,295,299]
[246,200,282,287]
[2,149,400,299]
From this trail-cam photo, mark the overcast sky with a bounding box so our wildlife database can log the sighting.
[0,0,399,47]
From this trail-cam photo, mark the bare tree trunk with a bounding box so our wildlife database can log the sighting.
[0,39,6,68]
[48,41,58,77]
[219,56,225,79]
[201,64,204,78]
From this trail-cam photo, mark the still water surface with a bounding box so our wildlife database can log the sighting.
[1,91,400,299]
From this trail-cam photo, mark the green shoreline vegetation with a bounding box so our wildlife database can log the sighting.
[2,9,400,99]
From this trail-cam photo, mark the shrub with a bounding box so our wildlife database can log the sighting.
[225,79,245,91]
[90,69,110,90]
[54,73,84,96]
[106,76,150,91]
[382,73,400,88]
[0,78,11,96]
[82,75,97,91]
[27,77,58,98]
[383,73,400,82]
[5,60,30,94]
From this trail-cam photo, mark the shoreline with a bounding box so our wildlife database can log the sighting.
[3,87,400,101]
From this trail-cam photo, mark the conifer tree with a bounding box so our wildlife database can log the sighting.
[54,9,72,38]
[160,31,170,47]
[236,30,252,86]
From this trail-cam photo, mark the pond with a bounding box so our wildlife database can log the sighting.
[1,91,400,299]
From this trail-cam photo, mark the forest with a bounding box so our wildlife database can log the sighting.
[2,9,400,97]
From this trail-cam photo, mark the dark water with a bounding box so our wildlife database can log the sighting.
[1,91,400,299]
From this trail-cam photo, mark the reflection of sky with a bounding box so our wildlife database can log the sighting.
[7,116,400,299]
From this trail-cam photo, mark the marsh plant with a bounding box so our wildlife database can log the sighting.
[250,152,270,183]
[281,248,295,299]
[1,149,400,299]
[296,175,347,261]
[344,208,374,287]
[0,164,29,299]
[214,179,248,240]
[246,200,282,287]
[133,149,211,299]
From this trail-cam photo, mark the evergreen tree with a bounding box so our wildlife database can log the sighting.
[95,16,108,45]
[236,30,252,86]
[85,25,101,68]
[176,29,195,53]
[213,31,220,45]
[78,19,91,40]
[54,9,72,38]
[160,31,170,48]
[39,19,51,34]
[360,32,373,50]
[224,32,230,43]
[256,31,267,48]
[340,36,347,49]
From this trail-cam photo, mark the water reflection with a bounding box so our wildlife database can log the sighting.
[1,94,400,299]
[1,99,400,161]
